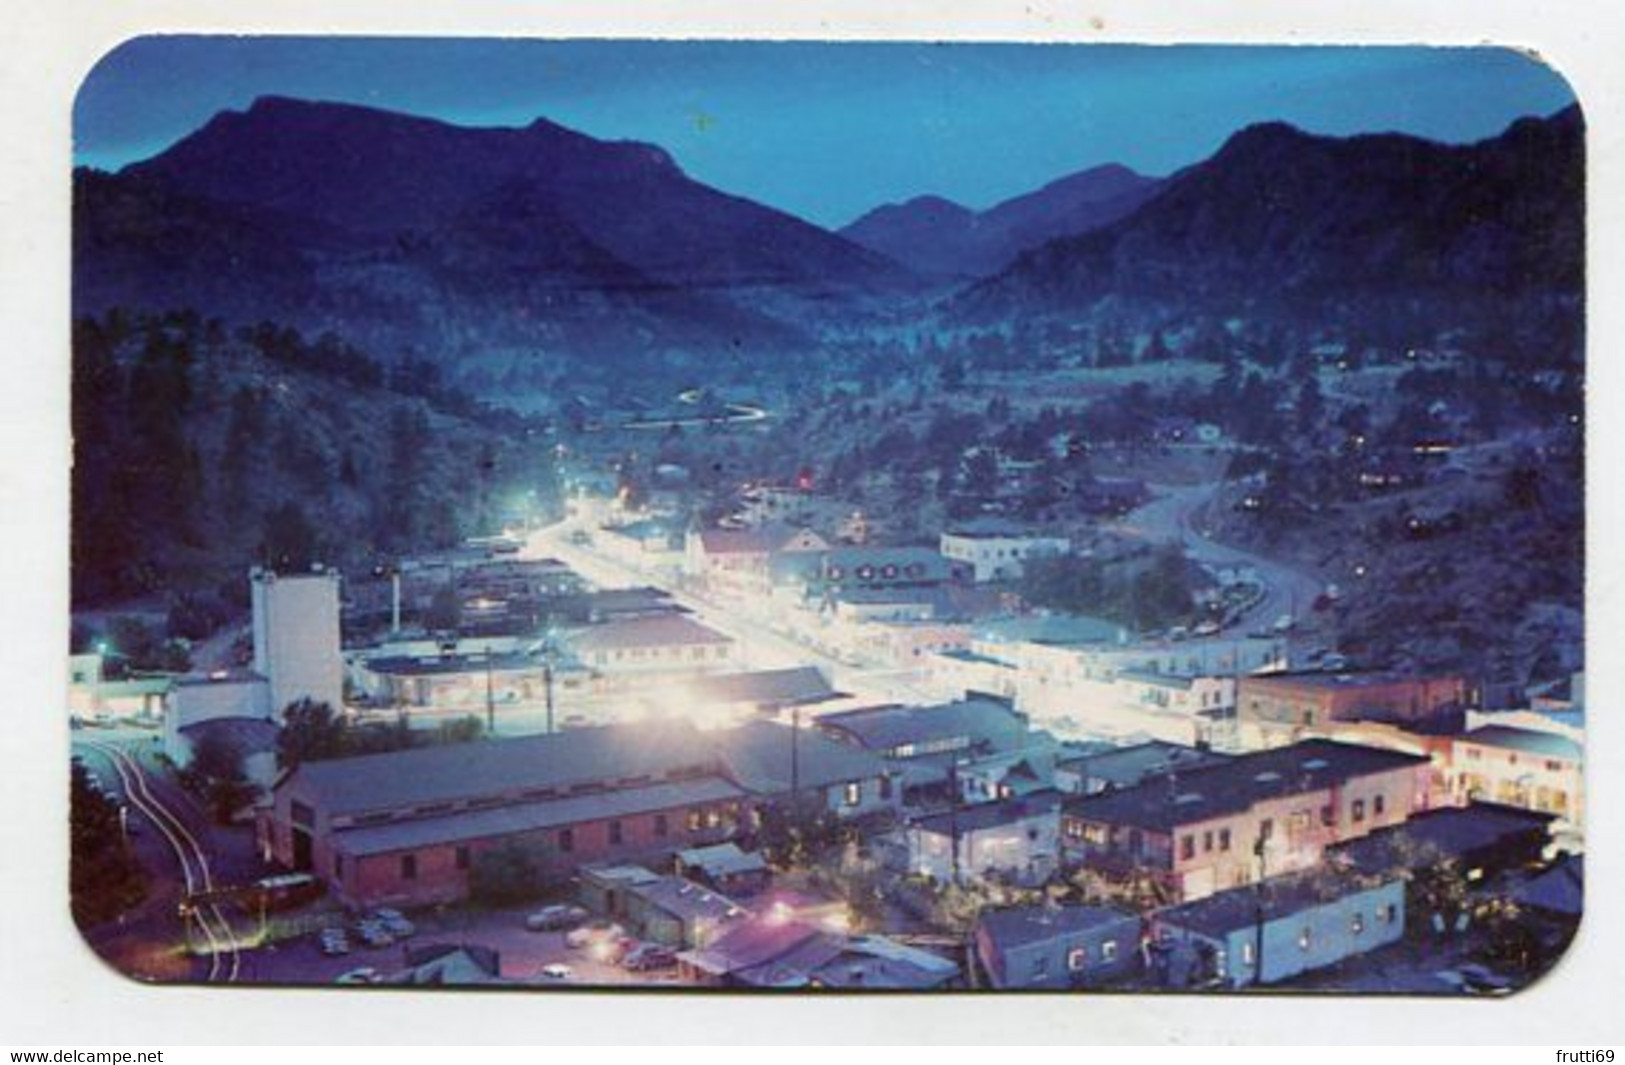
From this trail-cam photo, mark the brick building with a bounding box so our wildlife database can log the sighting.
[262,719,892,907]
[1060,739,1429,902]
[1236,671,1469,747]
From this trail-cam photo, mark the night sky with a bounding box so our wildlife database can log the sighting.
[74,37,1578,228]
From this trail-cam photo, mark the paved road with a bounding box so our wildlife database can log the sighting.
[522,516,936,708]
[74,734,245,982]
[1112,482,1326,637]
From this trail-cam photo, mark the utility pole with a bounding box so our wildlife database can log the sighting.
[789,704,801,807]
[1252,825,1268,988]
[948,760,962,887]
[543,635,556,735]
[484,645,495,735]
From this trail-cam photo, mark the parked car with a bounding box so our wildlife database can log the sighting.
[526,905,589,933]
[538,963,574,981]
[565,921,624,950]
[354,920,396,948]
[318,929,351,957]
[334,966,382,985]
[372,909,416,938]
[621,944,677,971]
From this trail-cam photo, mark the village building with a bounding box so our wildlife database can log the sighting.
[939,520,1071,583]
[260,719,893,907]
[1061,739,1430,902]
[252,565,345,716]
[1442,726,1583,828]
[676,842,772,897]
[1053,740,1233,796]
[973,904,1142,990]
[903,791,1063,887]
[1149,871,1406,988]
[563,613,736,683]
[683,524,829,598]
[677,918,958,989]
[1235,671,1469,748]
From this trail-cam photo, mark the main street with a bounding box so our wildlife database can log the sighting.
[520,514,938,709]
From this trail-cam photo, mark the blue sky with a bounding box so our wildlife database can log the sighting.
[74,38,1578,228]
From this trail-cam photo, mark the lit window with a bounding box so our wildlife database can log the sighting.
[844,782,863,807]
[1350,913,1365,935]
[1297,927,1311,951]
[1241,942,1256,967]
[1352,799,1366,823]
[1067,946,1088,971]
[1101,941,1118,962]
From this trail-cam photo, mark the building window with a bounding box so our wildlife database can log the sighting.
[1352,799,1366,823]
[1219,828,1232,852]
[1032,956,1049,981]
[879,776,893,801]
[1376,902,1396,924]
[1350,913,1365,936]
[1101,941,1118,962]
[291,801,315,828]
[1067,946,1088,972]
[1320,804,1335,827]
[1373,794,1385,818]
[609,820,624,845]
[1203,831,1214,853]
[844,782,863,807]
[1180,835,1196,861]
[1241,942,1256,967]
[1298,927,1312,951]
[1259,819,1274,841]
[401,854,417,880]
[559,828,574,853]
[654,813,669,838]
[455,846,470,871]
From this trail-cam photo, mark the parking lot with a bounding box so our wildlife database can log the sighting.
[243,901,686,988]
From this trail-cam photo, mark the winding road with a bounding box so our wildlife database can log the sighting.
[76,738,243,982]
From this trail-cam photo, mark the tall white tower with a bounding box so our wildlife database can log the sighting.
[251,565,344,718]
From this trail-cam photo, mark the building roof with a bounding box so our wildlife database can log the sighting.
[976,904,1140,951]
[1457,726,1583,762]
[688,667,841,709]
[805,936,960,990]
[392,943,504,985]
[172,669,269,688]
[331,776,746,857]
[1510,856,1583,916]
[629,876,751,925]
[566,614,731,654]
[912,791,1063,836]
[679,917,825,977]
[817,696,1031,755]
[283,721,718,815]
[1057,741,1233,790]
[1154,871,1400,940]
[1242,670,1463,693]
[1331,803,1555,876]
[1064,740,1428,833]
[975,614,1127,648]
[945,518,1065,540]
[714,720,887,794]
[362,651,553,678]
[178,717,279,755]
[676,842,769,879]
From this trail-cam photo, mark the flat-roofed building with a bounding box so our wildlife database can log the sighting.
[1444,726,1583,828]
[1237,671,1469,747]
[1061,739,1429,902]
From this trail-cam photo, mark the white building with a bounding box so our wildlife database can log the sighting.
[940,521,1071,583]
[904,793,1062,887]
[251,565,345,717]
[160,670,279,792]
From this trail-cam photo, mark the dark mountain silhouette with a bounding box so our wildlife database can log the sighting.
[841,164,1163,279]
[953,107,1584,327]
[76,96,913,364]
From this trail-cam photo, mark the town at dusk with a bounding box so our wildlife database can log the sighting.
[65,37,1583,998]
